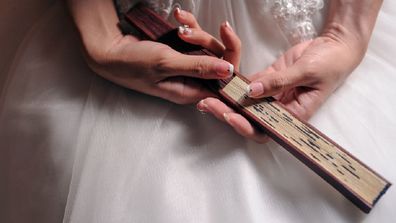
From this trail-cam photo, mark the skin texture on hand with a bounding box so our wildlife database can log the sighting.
[68,0,383,144]
[67,0,239,104]
[198,0,383,143]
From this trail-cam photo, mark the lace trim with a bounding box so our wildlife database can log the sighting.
[271,0,324,45]
[147,0,182,18]
[115,0,322,45]
[115,0,195,19]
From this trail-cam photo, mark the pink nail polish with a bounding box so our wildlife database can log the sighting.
[215,62,234,77]
[247,82,264,97]
[224,21,233,31]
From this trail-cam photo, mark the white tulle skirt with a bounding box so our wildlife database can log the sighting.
[1,1,396,223]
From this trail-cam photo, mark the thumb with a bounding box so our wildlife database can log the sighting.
[247,64,310,98]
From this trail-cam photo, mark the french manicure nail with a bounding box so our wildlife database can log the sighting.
[224,21,233,31]
[246,82,264,97]
[228,63,234,76]
[223,113,230,122]
[175,7,186,17]
[215,62,234,77]
[197,99,208,113]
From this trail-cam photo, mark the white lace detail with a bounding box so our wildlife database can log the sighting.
[146,0,196,19]
[271,0,324,45]
[116,0,197,19]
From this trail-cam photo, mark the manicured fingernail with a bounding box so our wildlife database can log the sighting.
[215,62,234,77]
[178,25,192,35]
[223,113,237,127]
[197,99,208,113]
[246,82,264,97]
[224,21,233,31]
[223,113,230,122]
[175,7,186,17]
[228,63,234,76]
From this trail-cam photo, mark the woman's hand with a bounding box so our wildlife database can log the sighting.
[68,0,240,104]
[246,33,364,120]
[197,0,383,143]
[198,36,362,143]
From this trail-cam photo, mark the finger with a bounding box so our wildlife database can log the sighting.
[223,113,269,143]
[174,8,201,29]
[196,97,235,120]
[178,26,225,57]
[220,21,241,71]
[197,98,269,143]
[246,65,312,98]
[155,76,215,104]
[157,50,234,79]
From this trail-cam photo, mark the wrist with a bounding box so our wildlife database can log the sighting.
[324,0,383,47]
[68,0,123,63]
[321,22,366,55]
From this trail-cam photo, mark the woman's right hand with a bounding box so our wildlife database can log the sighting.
[68,0,240,104]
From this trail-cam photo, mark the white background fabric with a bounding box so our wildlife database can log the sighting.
[0,1,395,223]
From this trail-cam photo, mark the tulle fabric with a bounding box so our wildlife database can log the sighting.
[1,1,396,223]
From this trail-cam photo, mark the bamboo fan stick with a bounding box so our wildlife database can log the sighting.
[122,3,391,213]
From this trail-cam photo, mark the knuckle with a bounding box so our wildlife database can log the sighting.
[192,58,208,77]
[270,76,288,91]
[153,48,174,74]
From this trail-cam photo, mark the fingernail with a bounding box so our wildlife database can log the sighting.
[228,63,234,76]
[197,99,208,113]
[175,7,185,17]
[224,21,233,31]
[246,82,264,97]
[178,25,192,35]
[215,62,234,77]
[223,113,230,122]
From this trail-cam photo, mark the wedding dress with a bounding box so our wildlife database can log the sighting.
[1,1,395,223]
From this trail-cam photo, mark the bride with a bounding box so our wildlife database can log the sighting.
[2,0,395,222]
[67,0,382,140]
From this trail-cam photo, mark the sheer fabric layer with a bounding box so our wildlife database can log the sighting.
[0,1,396,223]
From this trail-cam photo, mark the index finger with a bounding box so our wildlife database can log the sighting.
[157,50,234,79]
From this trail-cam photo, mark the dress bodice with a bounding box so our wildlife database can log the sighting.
[115,0,324,45]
